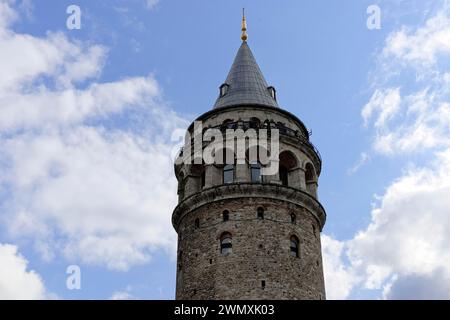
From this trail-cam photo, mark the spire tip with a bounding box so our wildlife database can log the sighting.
[241,8,248,41]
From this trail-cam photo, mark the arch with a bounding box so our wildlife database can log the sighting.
[221,119,235,130]
[290,213,297,224]
[267,86,276,100]
[305,162,316,182]
[219,83,229,97]
[249,117,261,129]
[280,150,298,169]
[279,150,299,187]
[202,126,210,136]
[290,235,299,258]
[305,162,318,197]
[220,232,232,255]
[222,210,230,222]
[257,207,265,220]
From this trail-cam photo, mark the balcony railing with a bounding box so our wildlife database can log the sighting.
[177,121,322,164]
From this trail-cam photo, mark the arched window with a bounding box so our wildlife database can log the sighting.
[305,163,315,182]
[290,235,299,258]
[249,117,260,129]
[291,213,296,224]
[220,232,232,255]
[222,119,235,130]
[279,151,298,187]
[223,210,229,222]
[312,223,317,238]
[201,170,206,189]
[268,86,276,100]
[305,162,317,197]
[280,164,288,186]
[250,162,261,182]
[223,164,234,184]
[194,218,200,229]
[257,207,264,220]
[220,83,229,97]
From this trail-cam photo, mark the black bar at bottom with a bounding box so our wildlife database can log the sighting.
[1,300,448,319]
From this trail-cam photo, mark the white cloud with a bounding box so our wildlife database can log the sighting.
[324,3,450,300]
[383,269,450,300]
[110,286,135,300]
[363,5,450,156]
[322,235,357,299]
[0,30,106,93]
[348,149,450,276]
[362,88,401,128]
[366,88,450,155]
[347,152,370,175]
[111,290,134,300]
[383,10,450,65]
[0,2,187,271]
[2,126,181,270]
[145,0,159,10]
[324,148,450,299]
[0,243,46,299]
[0,75,161,132]
[0,0,18,30]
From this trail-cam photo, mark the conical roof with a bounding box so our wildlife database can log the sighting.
[213,41,278,109]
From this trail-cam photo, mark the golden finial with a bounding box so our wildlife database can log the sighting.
[241,8,248,41]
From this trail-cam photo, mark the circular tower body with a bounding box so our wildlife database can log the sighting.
[172,40,326,300]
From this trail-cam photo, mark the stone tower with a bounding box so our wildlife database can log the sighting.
[172,14,326,300]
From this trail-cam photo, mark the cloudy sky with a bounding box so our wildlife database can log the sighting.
[0,0,449,300]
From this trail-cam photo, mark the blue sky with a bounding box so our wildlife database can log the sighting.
[1,0,450,300]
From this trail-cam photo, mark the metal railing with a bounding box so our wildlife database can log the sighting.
[176,120,322,164]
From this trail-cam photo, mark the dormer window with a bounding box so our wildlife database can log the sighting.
[267,86,276,100]
[220,84,229,97]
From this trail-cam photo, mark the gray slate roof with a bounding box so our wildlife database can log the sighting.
[213,41,278,109]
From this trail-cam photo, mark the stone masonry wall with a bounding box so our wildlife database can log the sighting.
[175,197,325,300]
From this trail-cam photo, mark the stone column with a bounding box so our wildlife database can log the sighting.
[298,168,307,191]
[211,165,223,186]
[235,163,249,182]
[288,167,303,189]
[263,160,280,184]
[204,165,216,188]
[185,175,200,197]
[306,181,318,199]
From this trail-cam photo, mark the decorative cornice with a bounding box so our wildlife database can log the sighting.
[172,182,326,232]
[188,105,309,140]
